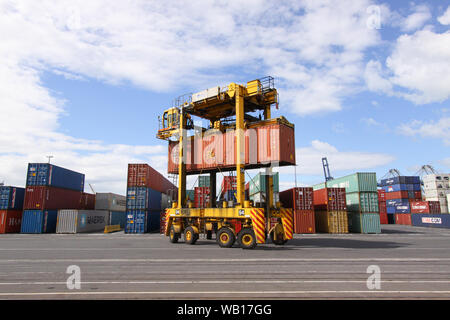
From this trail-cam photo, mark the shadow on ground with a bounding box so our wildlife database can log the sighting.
[285,238,406,249]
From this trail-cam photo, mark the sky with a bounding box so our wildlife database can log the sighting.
[0,0,449,195]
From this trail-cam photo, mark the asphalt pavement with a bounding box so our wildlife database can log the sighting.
[0,224,449,299]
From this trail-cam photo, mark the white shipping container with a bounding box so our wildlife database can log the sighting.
[424,189,450,199]
[95,193,126,211]
[423,174,450,183]
[56,210,110,234]
[424,181,449,190]
[192,86,220,103]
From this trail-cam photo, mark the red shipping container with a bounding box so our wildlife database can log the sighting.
[313,188,347,211]
[414,191,422,200]
[293,209,315,234]
[0,210,22,233]
[80,193,96,210]
[194,187,210,208]
[168,121,296,174]
[379,212,388,225]
[410,201,430,214]
[222,176,237,192]
[127,164,177,195]
[428,201,441,214]
[280,187,314,210]
[395,213,412,225]
[377,189,386,201]
[385,191,409,200]
[24,186,83,210]
[378,201,387,213]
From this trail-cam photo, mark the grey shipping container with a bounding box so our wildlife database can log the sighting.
[56,210,109,234]
[95,193,126,211]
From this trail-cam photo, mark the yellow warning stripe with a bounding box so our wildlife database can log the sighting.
[280,208,293,240]
[250,209,266,244]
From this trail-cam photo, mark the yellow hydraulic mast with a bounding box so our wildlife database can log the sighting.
[235,84,245,207]
[177,108,186,208]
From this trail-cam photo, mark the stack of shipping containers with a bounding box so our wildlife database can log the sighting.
[326,173,381,234]
[378,189,389,224]
[312,187,348,233]
[422,174,449,214]
[56,193,127,234]
[380,176,422,225]
[0,186,25,233]
[194,175,210,208]
[21,163,87,234]
[126,164,175,234]
[280,187,315,233]
[249,172,280,207]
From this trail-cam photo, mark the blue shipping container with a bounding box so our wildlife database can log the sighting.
[387,203,410,214]
[413,184,421,191]
[20,210,57,233]
[109,211,126,228]
[26,163,85,192]
[382,184,409,192]
[126,187,162,210]
[125,210,160,233]
[411,214,450,229]
[0,186,25,210]
[386,199,410,207]
[387,206,396,214]
[407,176,421,184]
[380,176,407,186]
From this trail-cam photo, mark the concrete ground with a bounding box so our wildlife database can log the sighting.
[0,224,449,300]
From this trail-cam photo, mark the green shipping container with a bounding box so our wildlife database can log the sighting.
[198,176,210,187]
[347,212,381,234]
[346,192,379,213]
[249,172,279,196]
[312,182,326,191]
[325,172,378,193]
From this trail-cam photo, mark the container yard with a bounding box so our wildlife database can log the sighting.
[1,77,450,300]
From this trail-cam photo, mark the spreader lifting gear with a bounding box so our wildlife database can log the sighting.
[157,77,295,249]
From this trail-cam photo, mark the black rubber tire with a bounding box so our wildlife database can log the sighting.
[270,230,287,245]
[237,228,257,249]
[216,228,236,248]
[169,226,180,243]
[184,226,198,245]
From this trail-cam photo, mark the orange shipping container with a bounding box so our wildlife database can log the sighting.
[168,121,295,174]
[294,209,315,234]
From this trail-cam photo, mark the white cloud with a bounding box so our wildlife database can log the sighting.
[400,5,431,31]
[278,140,395,176]
[366,29,450,104]
[438,6,450,25]
[364,60,393,94]
[398,117,450,145]
[361,117,381,126]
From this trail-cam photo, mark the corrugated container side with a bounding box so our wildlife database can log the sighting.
[411,214,450,228]
[26,163,85,192]
[94,193,126,211]
[346,192,379,213]
[125,210,160,234]
[56,210,110,233]
[347,212,381,234]
[385,191,410,200]
[395,213,412,225]
[280,187,314,211]
[20,210,57,233]
[293,209,315,233]
[0,210,23,233]
[249,172,280,195]
[314,210,348,233]
[24,186,83,210]
[0,187,25,210]
[379,212,388,224]
[313,188,347,211]
[428,201,441,214]
[127,164,177,195]
[326,172,377,193]
[409,201,430,214]
[109,211,126,228]
[126,187,162,210]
